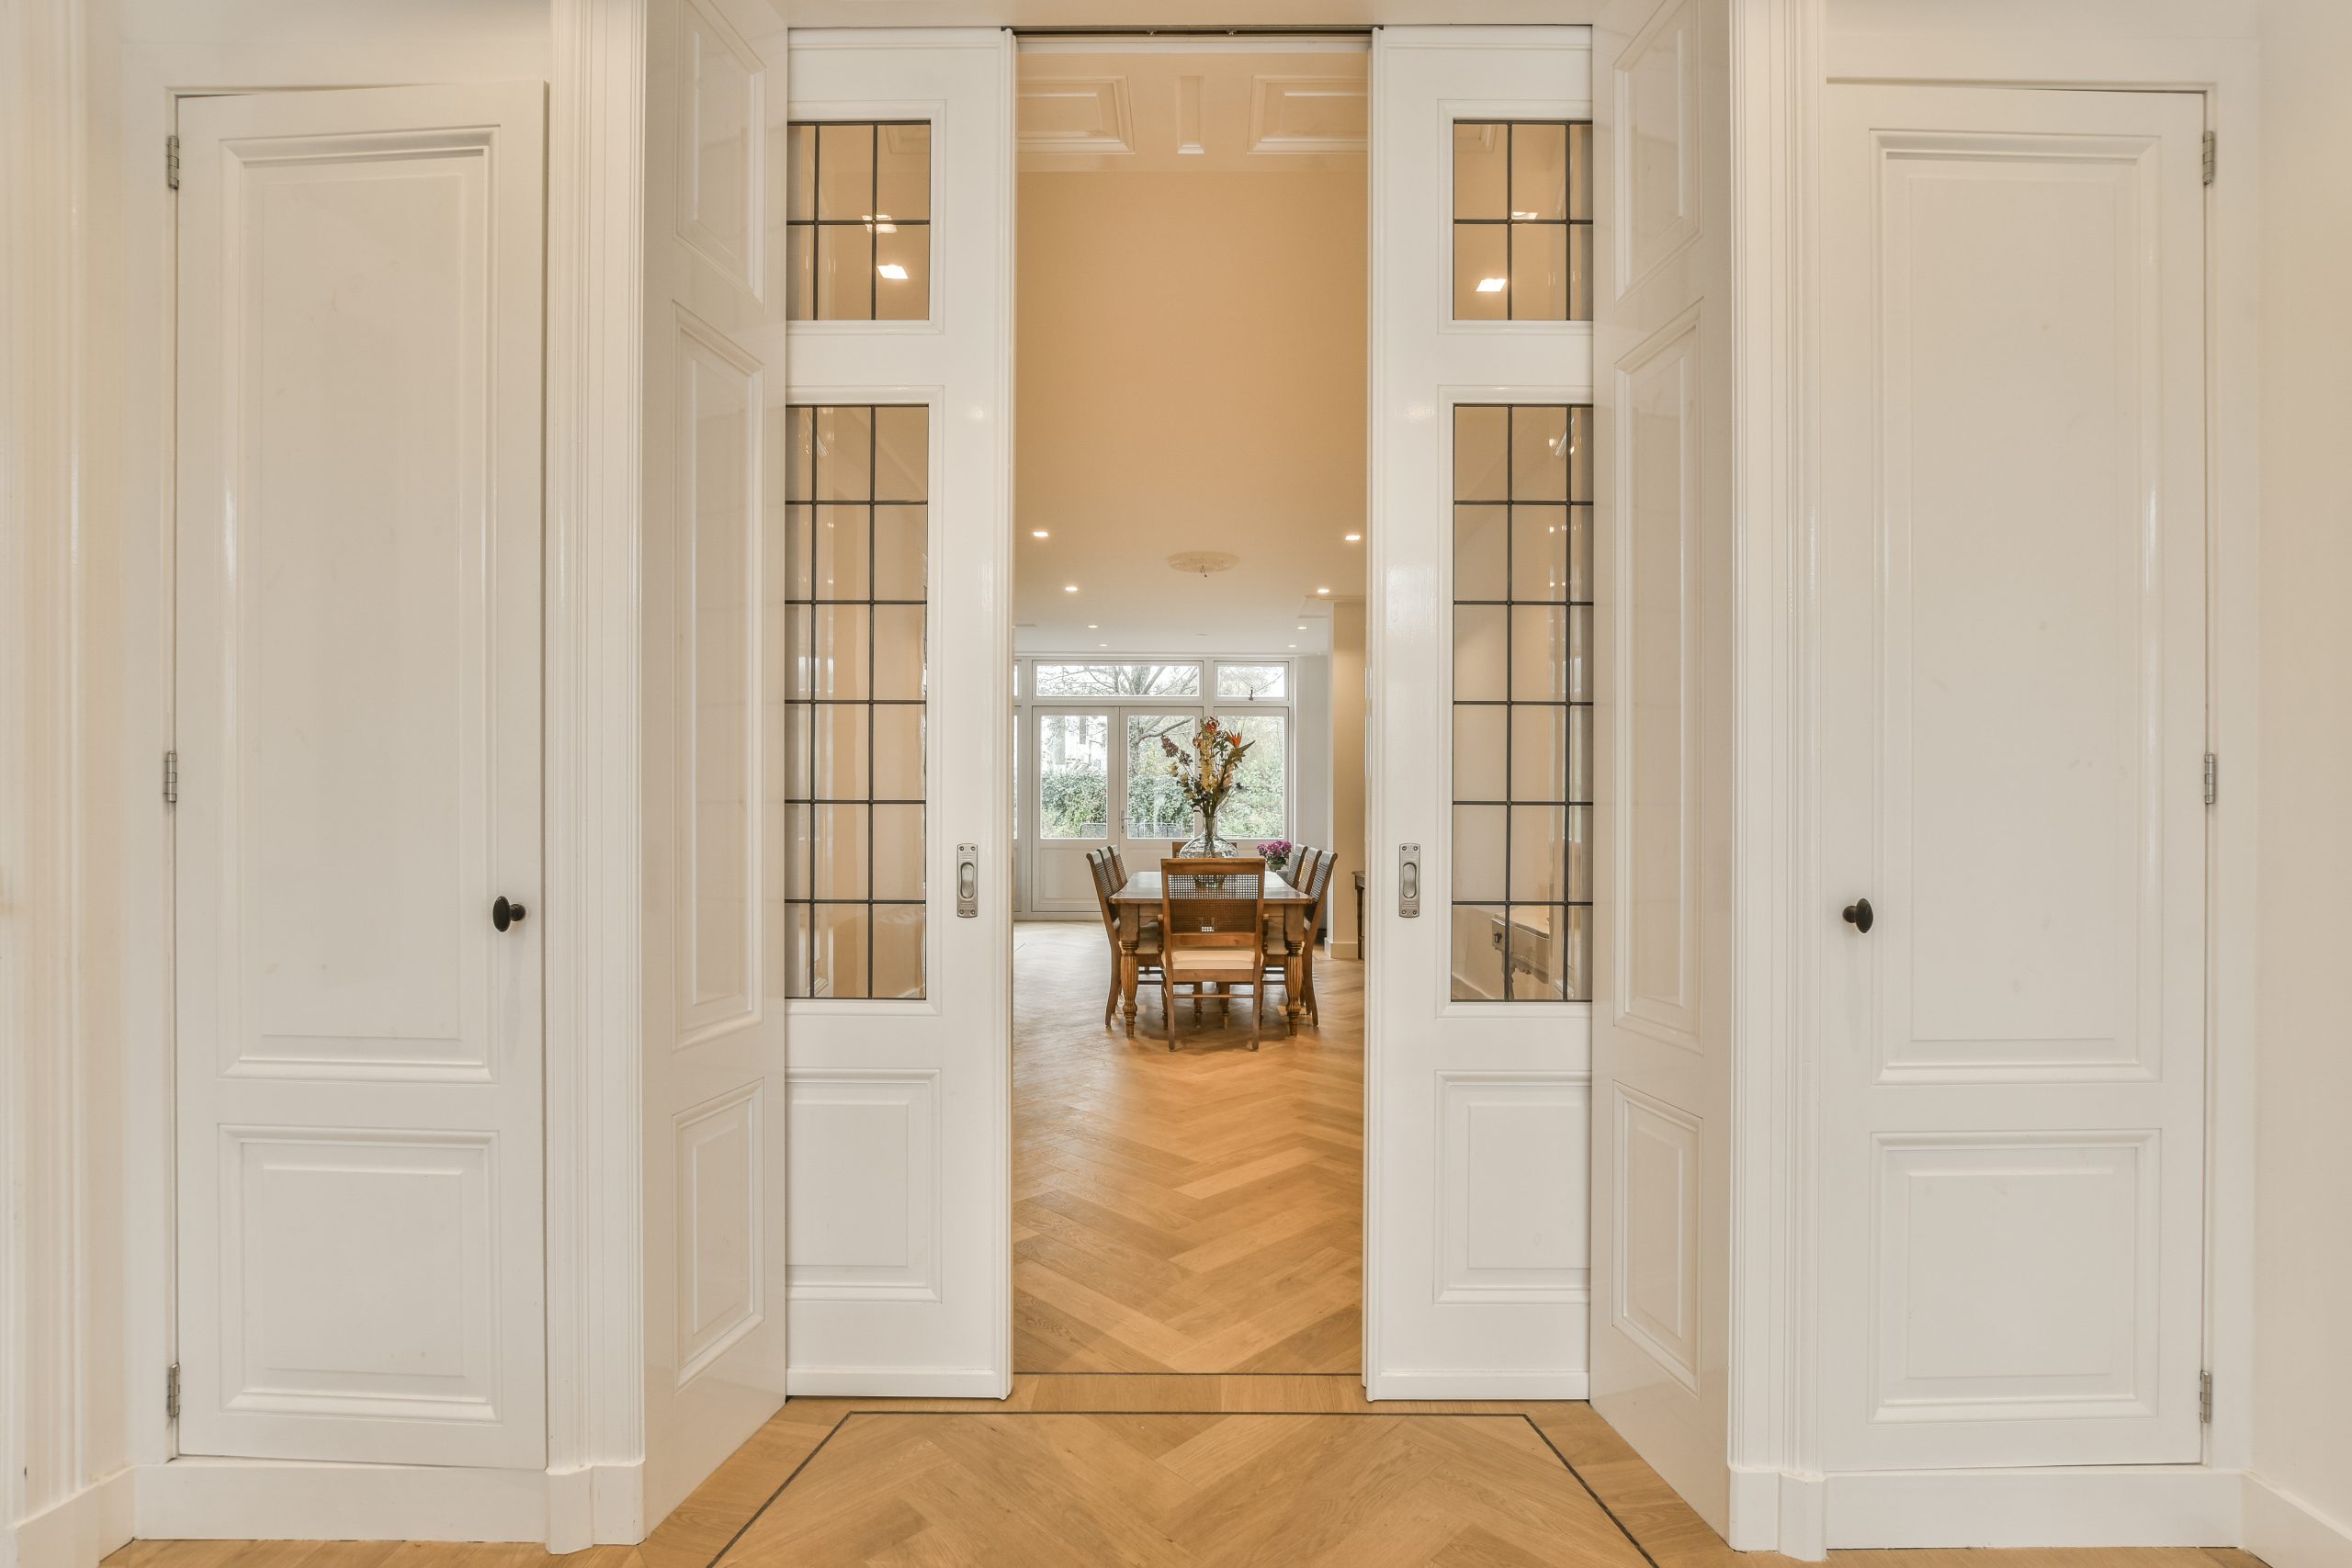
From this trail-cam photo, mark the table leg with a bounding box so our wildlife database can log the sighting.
[1119,942,1140,1033]
[1283,950,1305,1034]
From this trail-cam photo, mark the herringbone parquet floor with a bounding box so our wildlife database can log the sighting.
[108,931,2277,1568]
[1012,919,1363,1374]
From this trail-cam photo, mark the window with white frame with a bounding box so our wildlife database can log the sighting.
[1013,658,1298,904]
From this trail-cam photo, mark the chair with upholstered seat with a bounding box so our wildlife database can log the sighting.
[1159,857,1270,1051]
[1087,847,1160,1029]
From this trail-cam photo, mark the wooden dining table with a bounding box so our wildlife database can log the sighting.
[1110,868,1315,1035]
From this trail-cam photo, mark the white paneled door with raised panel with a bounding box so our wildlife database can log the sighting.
[174,84,547,1467]
[1367,27,1596,1399]
[1818,85,2208,1470]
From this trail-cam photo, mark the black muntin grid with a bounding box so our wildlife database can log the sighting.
[1453,120,1594,323]
[787,121,932,321]
[1452,403,1593,1002]
[784,404,927,999]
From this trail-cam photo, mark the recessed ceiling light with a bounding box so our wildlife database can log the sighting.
[1344,533,1362,543]
[1064,584,1079,592]
[876,263,909,281]
[1032,529,1049,538]
[1086,624,1099,629]
[1099,643,1108,649]
[1316,587,1331,595]
[1476,277,1507,294]
[1296,626,1306,631]
[1287,643,1297,649]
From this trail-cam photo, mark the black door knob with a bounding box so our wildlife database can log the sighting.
[493,895,528,932]
[1841,897,1873,934]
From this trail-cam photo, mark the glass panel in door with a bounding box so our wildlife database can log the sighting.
[1119,708,1204,870]
[1033,706,1111,913]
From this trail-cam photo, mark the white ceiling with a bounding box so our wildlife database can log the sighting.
[1014,48,1368,655]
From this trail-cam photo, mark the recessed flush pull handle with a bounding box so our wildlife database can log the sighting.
[1397,843,1421,919]
[493,895,528,932]
[1841,897,1873,934]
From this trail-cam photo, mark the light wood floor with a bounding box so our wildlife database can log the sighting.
[110,930,2271,1567]
[105,1376,2270,1567]
[1012,919,1363,1373]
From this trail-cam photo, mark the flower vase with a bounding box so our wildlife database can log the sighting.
[1178,806,1234,859]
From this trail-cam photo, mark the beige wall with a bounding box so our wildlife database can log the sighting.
[1329,601,1365,958]
[2254,0,2352,1545]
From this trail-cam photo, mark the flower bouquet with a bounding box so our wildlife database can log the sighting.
[1160,716,1253,858]
[1257,839,1294,874]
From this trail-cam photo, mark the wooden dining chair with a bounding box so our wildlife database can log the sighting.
[1086,847,1159,1030]
[1158,857,1270,1051]
[1261,847,1319,998]
[1295,849,1340,1023]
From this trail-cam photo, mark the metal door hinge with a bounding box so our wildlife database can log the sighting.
[164,750,179,806]
[166,133,181,190]
[2203,752,2217,807]
[2201,130,2216,186]
[165,1362,181,1420]
[2199,1369,2212,1424]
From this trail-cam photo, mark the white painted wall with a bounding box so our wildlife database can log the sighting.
[2251,1,2352,1558]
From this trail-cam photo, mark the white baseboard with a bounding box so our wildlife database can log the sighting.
[133,1456,642,1546]
[545,1461,647,1552]
[1727,1465,1827,1560]
[784,1367,1010,1398]
[9,1469,134,1568]
[1821,1465,2241,1548]
[1367,1370,1589,1400]
[2245,1472,2352,1568]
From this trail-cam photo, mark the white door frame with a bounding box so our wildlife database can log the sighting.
[1718,9,2262,1556]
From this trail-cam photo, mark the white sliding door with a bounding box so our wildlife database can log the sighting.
[1366,27,1597,1400]
[780,28,1015,1396]
[1587,0,1736,1529]
[1816,84,2208,1472]
[640,22,1013,1515]
[174,83,548,1468]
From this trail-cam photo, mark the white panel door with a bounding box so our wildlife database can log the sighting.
[1818,85,2207,1470]
[174,83,547,1468]
[639,0,794,1521]
[781,28,1014,1396]
[1587,0,1736,1530]
[1366,27,1597,1400]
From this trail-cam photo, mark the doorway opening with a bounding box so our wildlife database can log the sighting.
[1008,36,1371,1374]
